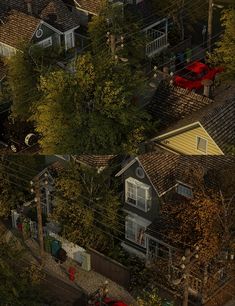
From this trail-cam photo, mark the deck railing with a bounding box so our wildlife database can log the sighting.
[146,29,168,57]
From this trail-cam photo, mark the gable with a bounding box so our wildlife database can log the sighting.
[155,124,223,155]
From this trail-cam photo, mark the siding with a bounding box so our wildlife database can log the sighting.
[158,125,222,155]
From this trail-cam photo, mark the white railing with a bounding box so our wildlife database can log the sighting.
[146,32,168,57]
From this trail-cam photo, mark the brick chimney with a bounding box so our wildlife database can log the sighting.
[25,0,33,15]
[201,79,213,97]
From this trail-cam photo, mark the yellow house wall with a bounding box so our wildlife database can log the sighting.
[158,126,223,155]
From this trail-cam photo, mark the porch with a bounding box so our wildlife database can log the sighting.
[144,18,169,57]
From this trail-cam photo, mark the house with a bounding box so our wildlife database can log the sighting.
[0,0,80,57]
[115,152,235,300]
[115,153,234,258]
[74,154,120,174]
[145,82,235,155]
[69,0,169,57]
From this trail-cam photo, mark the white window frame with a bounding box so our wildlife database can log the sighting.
[176,182,193,198]
[125,177,151,212]
[37,36,52,48]
[125,216,146,248]
[196,136,208,154]
[65,31,75,50]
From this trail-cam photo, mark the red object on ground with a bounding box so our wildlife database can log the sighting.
[68,266,76,282]
[173,61,223,90]
[95,297,128,306]
[17,223,23,232]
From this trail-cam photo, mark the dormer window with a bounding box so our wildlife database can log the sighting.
[176,182,193,198]
[125,177,152,211]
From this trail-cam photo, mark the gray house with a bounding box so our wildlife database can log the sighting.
[0,0,80,57]
[116,153,234,260]
[68,0,169,57]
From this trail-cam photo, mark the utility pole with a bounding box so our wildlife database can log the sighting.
[208,0,213,52]
[182,246,199,306]
[172,246,199,306]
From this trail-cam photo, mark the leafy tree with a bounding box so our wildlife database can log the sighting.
[6,45,41,122]
[33,52,149,154]
[52,162,122,252]
[208,8,235,80]
[135,288,162,306]
[0,160,26,218]
[0,234,44,305]
[162,163,235,265]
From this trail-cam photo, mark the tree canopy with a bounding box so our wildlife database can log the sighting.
[52,162,123,252]
[209,8,235,80]
[0,231,44,305]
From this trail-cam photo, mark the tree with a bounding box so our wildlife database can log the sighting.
[52,162,123,252]
[135,288,162,306]
[6,45,41,122]
[208,8,235,80]
[0,233,44,305]
[33,51,149,154]
[162,163,235,265]
[0,155,47,219]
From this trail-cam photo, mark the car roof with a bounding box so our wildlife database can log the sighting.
[186,61,208,73]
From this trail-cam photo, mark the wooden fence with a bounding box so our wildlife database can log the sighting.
[88,248,131,289]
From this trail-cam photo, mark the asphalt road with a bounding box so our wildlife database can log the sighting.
[40,272,87,306]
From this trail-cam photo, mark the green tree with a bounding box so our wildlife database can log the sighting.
[0,234,44,305]
[6,45,41,121]
[34,52,149,154]
[135,288,162,306]
[52,162,122,252]
[208,8,235,80]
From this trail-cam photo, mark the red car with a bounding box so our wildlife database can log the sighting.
[95,298,128,306]
[173,61,223,90]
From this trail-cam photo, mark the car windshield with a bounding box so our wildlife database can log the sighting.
[177,68,208,81]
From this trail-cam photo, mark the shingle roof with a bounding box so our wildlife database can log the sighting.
[74,0,103,15]
[0,10,40,49]
[146,82,214,131]
[40,0,79,32]
[75,155,116,169]
[0,0,79,33]
[201,100,235,152]
[135,153,235,196]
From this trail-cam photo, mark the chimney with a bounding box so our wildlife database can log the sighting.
[25,0,33,15]
[201,79,213,97]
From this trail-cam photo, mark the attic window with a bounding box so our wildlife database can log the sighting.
[36,28,43,38]
[196,136,207,153]
[135,167,145,179]
[176,183,193,198]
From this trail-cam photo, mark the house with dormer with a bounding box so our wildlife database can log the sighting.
[115,153,235,300]
[68,0,169,57]
[145,82,235,155]
[0,0,80,57]
[115,153,234,258]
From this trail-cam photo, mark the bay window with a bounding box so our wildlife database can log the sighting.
[125,178,151,211]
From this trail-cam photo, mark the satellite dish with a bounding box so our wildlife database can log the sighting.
[25,133,37,146]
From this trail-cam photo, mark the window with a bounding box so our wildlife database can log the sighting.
[196,136,207,153]
[177,183,193,198]
[125,218,146,247]
[125,178,151,211]
[37,37,52,48]
[65,32,74,50]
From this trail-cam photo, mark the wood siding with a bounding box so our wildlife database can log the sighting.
[158,125,223,155]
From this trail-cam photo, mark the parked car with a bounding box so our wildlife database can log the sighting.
[173,61,223,90]
[0,112,38,153]
[95,298,128,306]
